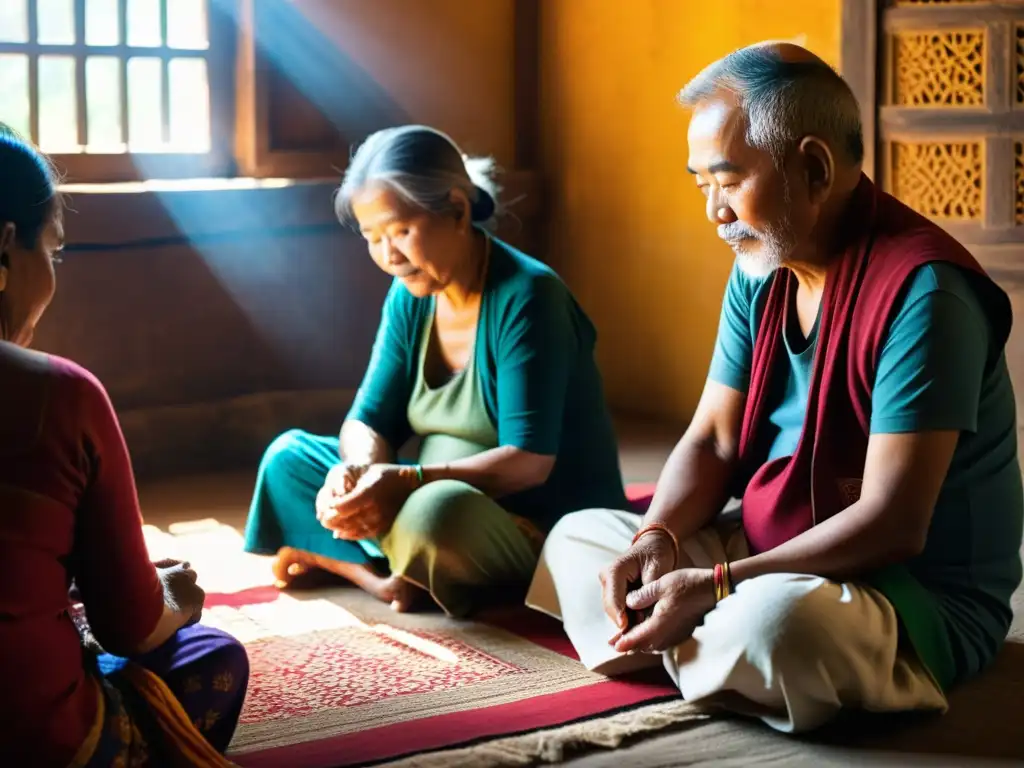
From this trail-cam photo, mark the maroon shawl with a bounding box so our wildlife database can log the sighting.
[737,175,1012,554]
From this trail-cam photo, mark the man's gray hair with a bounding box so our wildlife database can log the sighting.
[678,45,864,167]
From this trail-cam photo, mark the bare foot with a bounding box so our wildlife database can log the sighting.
[271,548,428,611]
[272,547,317,588]
[382,575,425,613]
[272,547,349,590]
[330,565,426,612]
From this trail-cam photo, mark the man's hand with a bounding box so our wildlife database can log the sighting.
[598,530,677,632]
[609,568,716,654]
[319,464,419,540]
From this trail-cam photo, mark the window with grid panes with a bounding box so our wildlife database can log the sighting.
[0,0,233,180]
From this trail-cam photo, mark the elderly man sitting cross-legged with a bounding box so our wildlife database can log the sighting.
[526,42,1024,733]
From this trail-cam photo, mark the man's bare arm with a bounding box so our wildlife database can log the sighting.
[731,430,958,583]
[643,380,747,541]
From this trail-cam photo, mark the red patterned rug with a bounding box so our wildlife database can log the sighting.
[201,586,673,767]
[149,485,672,767]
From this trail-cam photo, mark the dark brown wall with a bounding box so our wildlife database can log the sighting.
[34,183,381,475]
[43,183,384,409]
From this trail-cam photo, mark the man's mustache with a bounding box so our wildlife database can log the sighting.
[717,223,760,242]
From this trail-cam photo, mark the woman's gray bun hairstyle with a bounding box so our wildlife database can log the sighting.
[335,125,501,231]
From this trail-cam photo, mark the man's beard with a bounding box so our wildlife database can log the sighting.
[726,218,797,278]
[716,184,797,278]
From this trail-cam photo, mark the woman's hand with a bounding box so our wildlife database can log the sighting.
[609,568,716,654]
[328,462,370,495]
[598,530,677,632]
[319,464,420,540]
[157,561,205,626]
[315,462,369,522]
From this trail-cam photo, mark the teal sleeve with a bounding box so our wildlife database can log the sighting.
[494,276,576,455]
[708,263,763,392]
[871,264,988,434]
[346,281,415,450]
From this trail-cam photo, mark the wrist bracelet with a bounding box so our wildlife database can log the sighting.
[631,522,680,570]
[713,561,734,603]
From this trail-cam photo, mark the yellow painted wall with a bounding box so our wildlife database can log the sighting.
[540,0,841,422]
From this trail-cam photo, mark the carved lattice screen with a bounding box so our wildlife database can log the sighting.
[879,0,1024,254]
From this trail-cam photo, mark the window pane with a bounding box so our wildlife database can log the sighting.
[38,56,79,152]
[0,0,29,43]
[169,58,209,152]
[37,0,76,45]
[127,57,162,150]
[85,0,120,46]
[86,57,123,151]
[126,0,161,47]
[0,55,30,138]
[167,0,207,50]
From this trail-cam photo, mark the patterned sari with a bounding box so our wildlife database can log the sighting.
[68,606,248,768]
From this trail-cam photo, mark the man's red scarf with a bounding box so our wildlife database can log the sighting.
[737,175,1012,554]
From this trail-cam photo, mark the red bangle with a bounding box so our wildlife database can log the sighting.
[713,562,735,603]
[632,522,680,570]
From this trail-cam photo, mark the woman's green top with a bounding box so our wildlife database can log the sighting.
[347,236,627,530]
[407,309,498,463]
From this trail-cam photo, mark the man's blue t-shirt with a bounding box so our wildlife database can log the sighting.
[710,261,1023,688]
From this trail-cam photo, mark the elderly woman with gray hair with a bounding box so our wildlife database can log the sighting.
[243,125,626,617]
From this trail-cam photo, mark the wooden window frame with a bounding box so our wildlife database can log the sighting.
[0,0,238,182]
[5,0,539,185]
[231,0,347,179]
[2,0,353,184]
[842,0,880,181]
